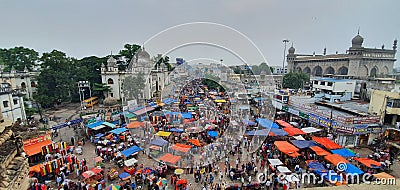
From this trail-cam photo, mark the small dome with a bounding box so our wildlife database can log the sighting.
[136,48,150,60]
[352,34,364,47]
[107,56,117,67]
[288,46,295,54]
[103,97,118,106]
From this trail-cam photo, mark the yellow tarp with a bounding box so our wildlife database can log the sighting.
[156,131,172,137]
[214,99,226,103]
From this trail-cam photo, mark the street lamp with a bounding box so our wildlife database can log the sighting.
[282,39,289,89]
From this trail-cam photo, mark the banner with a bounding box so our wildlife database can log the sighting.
[23,133,51,146]
[308,113,320,124]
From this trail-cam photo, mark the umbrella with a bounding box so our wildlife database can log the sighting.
[105,184,121,190]
[175,168,184,175]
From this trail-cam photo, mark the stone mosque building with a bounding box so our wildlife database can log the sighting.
[101,47,170,103]
[287,33,397,78]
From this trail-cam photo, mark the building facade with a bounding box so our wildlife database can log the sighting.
[100,48,171,103]
[0,83,26,122]
[311,78,356,102]
[368,89,400,126]
[287,34,397,79]
[0,67,38,100]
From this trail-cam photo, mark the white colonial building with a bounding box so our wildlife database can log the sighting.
[101,48,171,103]
[0,83,26,122]
[0,67,38,100]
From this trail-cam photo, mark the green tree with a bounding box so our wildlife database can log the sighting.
[119,44,141,64]
[35,50,77,107]
[282,72,310,89]
[0,47,39,71]
[155,55,174,71]
[122,73,145,100]
[93,83,111,99]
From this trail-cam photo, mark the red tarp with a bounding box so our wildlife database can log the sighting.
[274,141,301,157]
[324,154,349,165]
[171,143,192,153]
[188,139,201,146]
[310,146,332,156]
[312,136,342,150]
[283,127,306,136]
[159,153,181,165]
[126,121,144,129]
[354,158,382,168]
[275,120,293,128]
[24,140,52,156]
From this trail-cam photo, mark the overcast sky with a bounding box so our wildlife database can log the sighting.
[1,0,399,67]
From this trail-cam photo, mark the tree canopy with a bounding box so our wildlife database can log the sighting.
[0,47,39,71]
[122,73,145,100]
[282,72,310,89]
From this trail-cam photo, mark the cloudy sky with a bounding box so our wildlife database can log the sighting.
[1,0,399,67]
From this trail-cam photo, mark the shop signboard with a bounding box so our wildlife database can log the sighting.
[353,116,380,125]
[308,113,320,124]
[370,127,382,133]
[288,108,300,116]
[23,133,52,146]
[319,117,332,128]
[335,125,354,134]
[353,125,369,135]
[282,106,289,112]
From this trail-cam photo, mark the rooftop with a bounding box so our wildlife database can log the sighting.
[312,77,355,83]
[289,95,370,119]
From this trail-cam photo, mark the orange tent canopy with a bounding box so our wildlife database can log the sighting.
[274,141,301,157]
[188,139,201,146]
[310,146,332,156]
[283,127,306,136]
[126,121,144,129]
[312,136,342,150]
[354,158,381,168]
[373,172,395,180]
[159,153,181,165]
[324,154,349,165]
[275,120,293,128]
[24,139,52,156]
[29,164,43,173]
[172,143,192,153]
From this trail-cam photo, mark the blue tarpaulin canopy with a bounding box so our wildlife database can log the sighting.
[331,148,357,157]
[344,163,364,175]
[151,138,168,146]
[109,127,127,134]
[269,128,288,136]
[87,121,103,129]
[290,140,317,149]
[102,122,116,128]
[308,161,327,171]
[181,113,192,119]
[170,128,184,132]
[121,146,143,157]
[207,131,218,137]
[95,133,104,138]
[256,118,280,129]
[245,129,270,136]
[162,98,178,105]
[119,172,131,179]
[242,119,256,126]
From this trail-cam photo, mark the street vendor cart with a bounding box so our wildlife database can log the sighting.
[124,158,138,175]
[108,168,119,181]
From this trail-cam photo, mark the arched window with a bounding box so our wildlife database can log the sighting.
[325,67,335,75]
[303,67,311,74]
[337,67,348,75]
[21,82,26,89]
[370,67,378,77]
[31,81,36,87]
[107,78,114,84]
[313,66,323,76]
